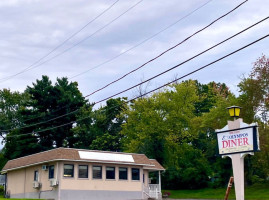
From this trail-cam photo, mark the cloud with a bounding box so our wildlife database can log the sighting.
[0,0,268,104]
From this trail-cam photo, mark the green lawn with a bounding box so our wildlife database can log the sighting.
[0,196,42,200]
[164,183,269,200]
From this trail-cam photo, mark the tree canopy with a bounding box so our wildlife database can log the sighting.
[0,55,268,188]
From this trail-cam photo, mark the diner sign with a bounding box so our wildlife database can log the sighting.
[216,126,259,155]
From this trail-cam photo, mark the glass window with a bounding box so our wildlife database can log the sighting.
[64,164,74,177]
[79,165,88,178]
[106,167,115,179]
[132,168,140,181]
[49,165,54,179]
[93,166,102,179]
[34,170,39,181]
[119,167,128,180]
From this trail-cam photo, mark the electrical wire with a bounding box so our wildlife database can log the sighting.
[0,0,214,126]
[4,33,269,138]
[84,0,248,98]
[0,0,120,82]
[1,15,267,133]
[0,0,143,83]
[69,0,214,79]
[0,0,219,129]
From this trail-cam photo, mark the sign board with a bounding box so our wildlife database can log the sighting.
[216,126,259,155]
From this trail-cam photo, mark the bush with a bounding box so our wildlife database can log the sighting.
[0,185,4,196]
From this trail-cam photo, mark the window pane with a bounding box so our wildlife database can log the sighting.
[93,166,102,179]
[119,167,128,180]
[34,170,39,181]
[64,164,74,177]
[79,165,88,178]
[132,168,140,180]
[106,167,115,179]
[49,165,54,179]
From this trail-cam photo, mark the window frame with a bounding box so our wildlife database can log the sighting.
[34,170,39,181]
[106,166,115,180]
[132,168,140,181]
[92,165,102,179]
[48,165,54,179]
[119,167,128,180]
[63,164,74,178]
[78,165,89,179]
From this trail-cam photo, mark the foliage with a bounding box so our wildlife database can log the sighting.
[4,76,86,159]
[122,80,199,165]
[238,55,269,184]
[1,55,269,189]
[74,98,127,151]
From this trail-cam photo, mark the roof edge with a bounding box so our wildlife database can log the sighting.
[2,158,156,173]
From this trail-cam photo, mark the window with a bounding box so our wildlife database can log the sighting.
[119,167,128,180]
[93,166,102,179]
[78,165,88,178]
[34,170,39,181]
[49,165,54,179]
[64,164,74,177]
[106,167,115,180]
[132,168,140,181]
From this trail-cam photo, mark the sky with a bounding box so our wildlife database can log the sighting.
[0,0,269,148]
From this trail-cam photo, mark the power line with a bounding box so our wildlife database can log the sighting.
[94,16,269,103]
[5,33,269,138]
[69,0,214,80]
[0,0,218,130]
[0,0,120,83]
[0,0,143,83]
[0,0,214,126]
[84,0,248,98]
[1,15,267,133]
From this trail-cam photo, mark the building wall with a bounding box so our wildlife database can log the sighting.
[6,163,59,199]
[59,162,144,192]
[6,161,150,200]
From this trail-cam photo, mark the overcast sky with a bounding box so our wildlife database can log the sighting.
[0,0,269,106]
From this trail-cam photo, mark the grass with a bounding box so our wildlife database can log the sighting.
[0,196,42,200]
[0,198,42,200]
[163,183,269,200]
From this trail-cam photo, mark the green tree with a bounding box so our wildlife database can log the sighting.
[4,76,86,159]
[238,55,269,183]
[0,89,29,138]
[74,98,126,151]
[122,81,200,165]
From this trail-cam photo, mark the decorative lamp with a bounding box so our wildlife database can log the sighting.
[227,106,242,118]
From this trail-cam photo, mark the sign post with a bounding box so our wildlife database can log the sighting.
[216,115,260,200]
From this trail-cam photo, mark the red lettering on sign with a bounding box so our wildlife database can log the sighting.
[222,138,250,148]
[238,138,243,146]
[231,140,236,147]
[223,141,229,148]
[243,138,249,145]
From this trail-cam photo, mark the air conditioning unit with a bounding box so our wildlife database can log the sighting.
[33,181,41,189]
[50,179,58,187]
[42,165,48,171]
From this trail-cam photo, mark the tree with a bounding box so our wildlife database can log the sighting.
[122,81,200,164]
[74,98,127,152]
[238,55,269,183]
[0,89,29,138]
[4,76,86,159]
